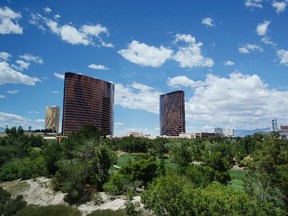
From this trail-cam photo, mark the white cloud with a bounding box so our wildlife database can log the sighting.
[272,1,288,13]
[277,49,288,65]
[261,37,277,47]
[0,112,44,130]
[81,24,109,37]
[54,72,64,79]
[167,75,204,88]
[88,64,108,70]
[52,91,60,94]
[224,60,235,66]
[0,6,23,34]
[28,111,39,114]
[60,24,90,45]
[256,20,270,36]
[115,122,124,128]
[30,13,112,47]
[238,43,263,54]
[54,14,61,19]
[170,73,288,130]
[36,119,45,123]
[173,34,214,68]
[0,95,5,99]
[130,82,154,92]
[202,17,215,27]
[13,60,30,71]
[19,53,43,64]
[0,52,12,61]
[245,0,263,8]
[7,89,19,94]
[118,40,173,67]
[0,61,40,85]
[115,82,162,114]
[43,7,52,14]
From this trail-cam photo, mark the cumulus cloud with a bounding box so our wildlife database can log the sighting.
[115,122,124,128]
[173,34,214,68]
[277,49,288,65]
[202,17,215,27]
[118,40,173,67]
[256,20,270,36]
[36,119,45,123]
[224,60,235,66]
[0,61,40,85]
[272,1,288,13]
[54,14,61,19]
[0,112,44,130]
[30,13,112,47]
[115,82,162,114]
[169,73,288,129]
[7,89,18,94]
[88,64,108,70]
[13,60,30,71]
[54,72,64,79]
[19,53,43,64]
[0,52,12,61]
[0,6,23,34]
[43,7,52,14]
[167,75,204,88]
[245,0,263,8]
[238,43,263,54]
[261,37,277,47]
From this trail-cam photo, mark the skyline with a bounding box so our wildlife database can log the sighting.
[1,0,288,136]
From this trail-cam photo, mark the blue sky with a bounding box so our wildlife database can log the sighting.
[0,0,288,136]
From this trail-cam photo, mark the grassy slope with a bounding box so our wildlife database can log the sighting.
[228,169,247,191]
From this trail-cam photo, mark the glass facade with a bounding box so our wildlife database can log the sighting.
[160,90,185,136]
[62,72,114,136]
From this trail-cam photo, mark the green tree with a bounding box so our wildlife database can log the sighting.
[90,145,117,190]
[120,157,158,186]
[171,143,193,174]
[141,175,194,216]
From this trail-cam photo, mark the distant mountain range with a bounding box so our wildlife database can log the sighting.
[234,128,271,136]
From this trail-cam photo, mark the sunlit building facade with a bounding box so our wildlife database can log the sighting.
[160,90,185,136]
[45,106,60,133]
[62,72,114,136]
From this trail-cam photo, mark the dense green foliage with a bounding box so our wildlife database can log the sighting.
[0,126,287,214]
[0,187,26,216]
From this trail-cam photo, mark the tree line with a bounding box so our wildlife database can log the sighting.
[0,125,287,215]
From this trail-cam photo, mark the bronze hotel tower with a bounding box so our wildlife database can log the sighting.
[160,90,185,136]
[62,72,114,136]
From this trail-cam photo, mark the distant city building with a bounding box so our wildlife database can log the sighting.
[62,72,114,136]
[272,119,278,131]
[224,128,234,137]
[279,125,288,136]
[280,125,288,131]
[160,90,185,136]
[179,132,215,139]
[45,106,60,133]
[214,127,224,136]
[128,132,144,137]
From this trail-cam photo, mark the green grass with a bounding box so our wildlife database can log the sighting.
[16,205,81,216]
[228,169,247,191]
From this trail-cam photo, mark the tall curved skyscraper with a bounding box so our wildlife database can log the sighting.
[62,72,114,136]
[160,90,185,136]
